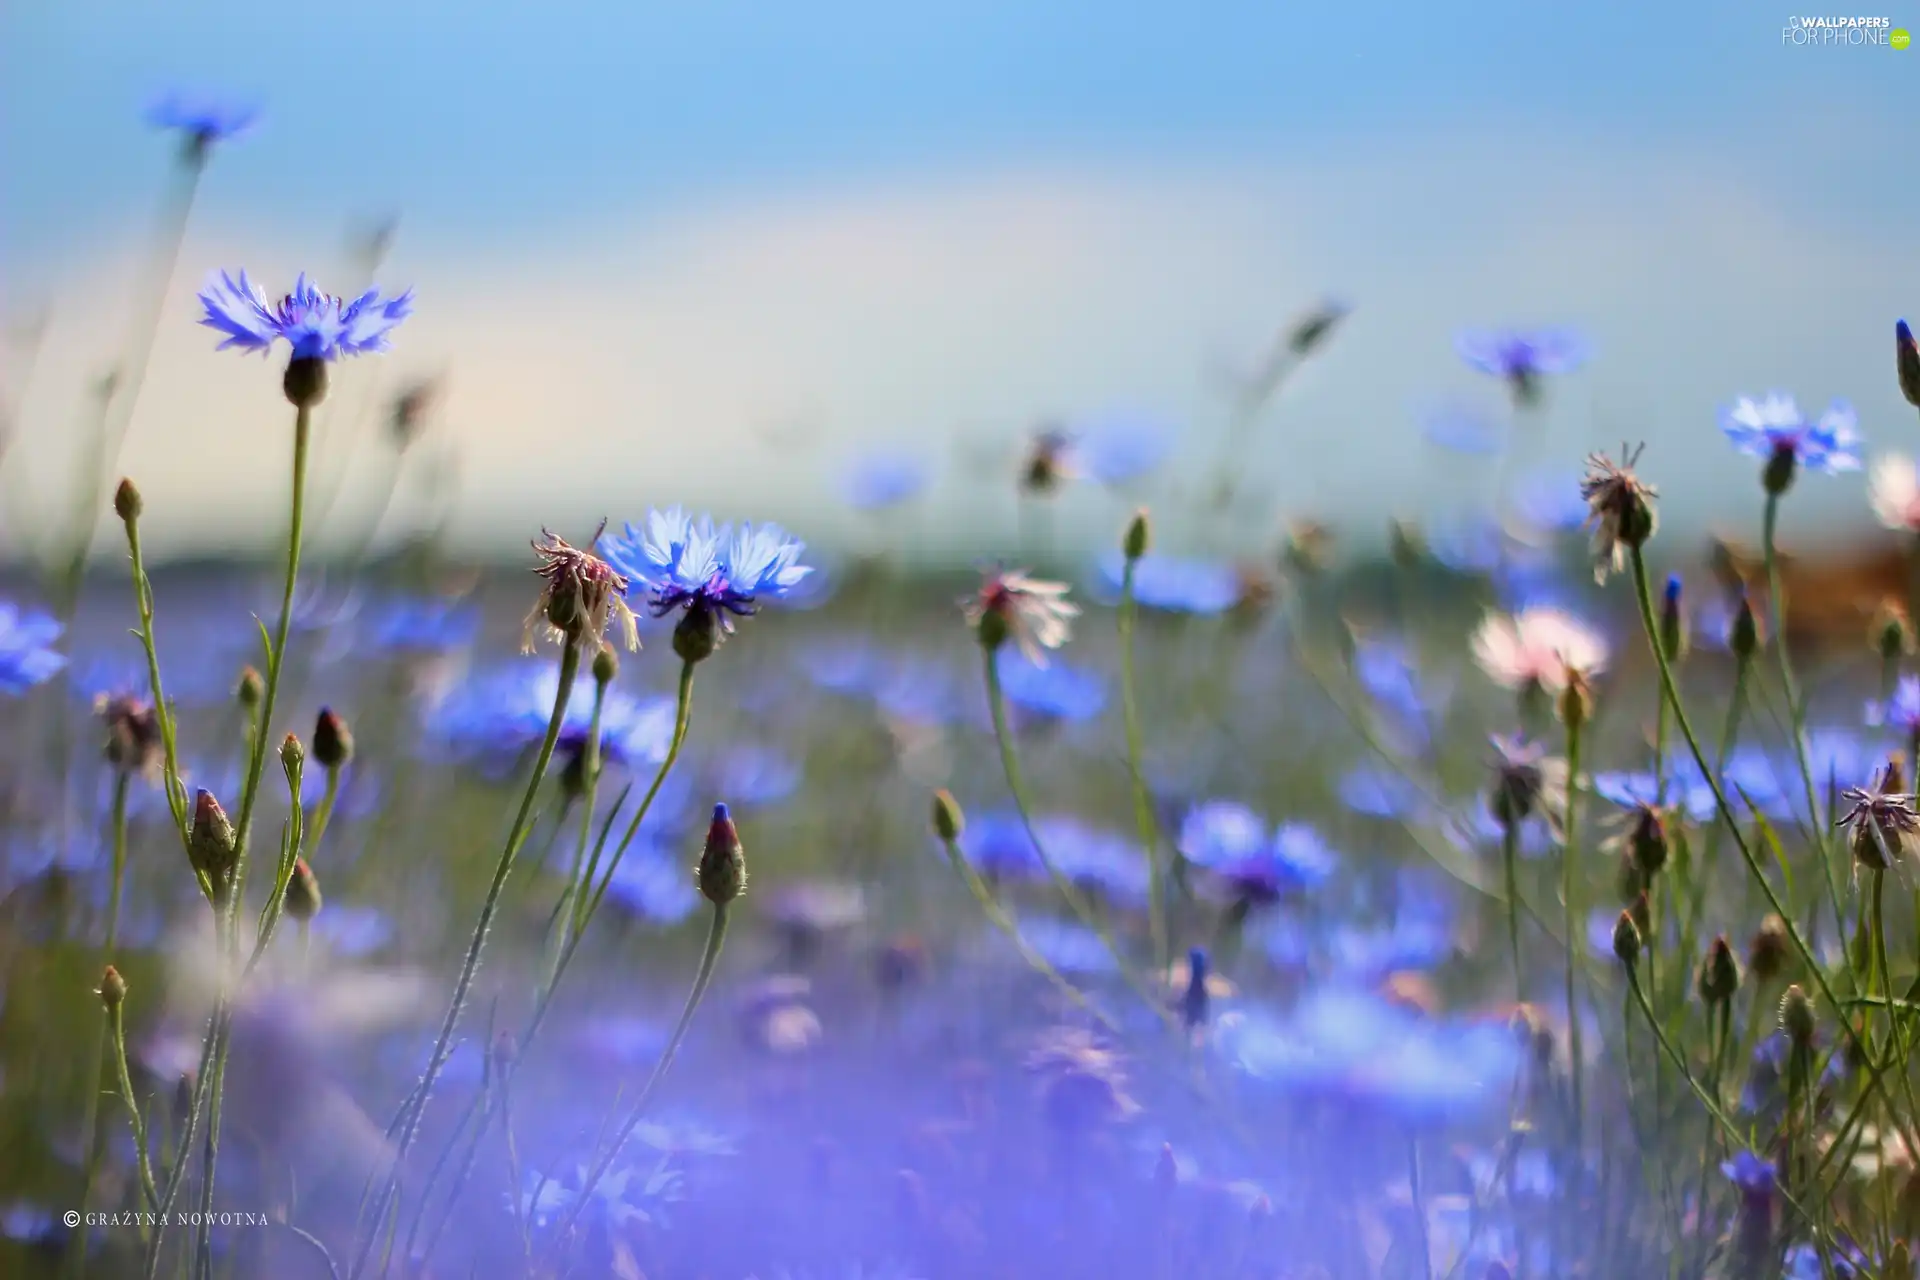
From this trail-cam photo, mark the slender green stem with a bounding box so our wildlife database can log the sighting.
[1627,547,1890,1140]
[1118,557,1168,976]
[558,680,609,953]
[121,508,192,850]
[937,833,1117,1031]
[108,1002,162,1213]
[351,641,582,1279]
[984,647,1174,1025]
[1562,715,1586,1150]
[549,902,732,1258]
[1501,818,1522,999]
[1682,657,1749,961]
[67,769,132,1276]
[524,663,695,1055]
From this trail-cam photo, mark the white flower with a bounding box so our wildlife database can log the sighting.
[1869,454,1920,533]
[1470,607,1608,691]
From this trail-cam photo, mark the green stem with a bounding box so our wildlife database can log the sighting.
[1502,818,1522,1000]
[559,681,609,953]
[1118,557,1169,976]
[984,647,1174,1025]
[1626,547,1892,1147]
[1562,714,1586,1150]
[67,769,132,1276]
[121,508,192,852]
[1682,657,1749,964]
[350,640,582,1279]
[937,833,1117,1031]
[189,400,312,1278]
[549,902,732,1258]
[108,1002,162,1214]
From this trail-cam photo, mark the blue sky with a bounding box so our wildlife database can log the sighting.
[2,1,1916,562]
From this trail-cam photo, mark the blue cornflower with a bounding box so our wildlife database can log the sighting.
[1077,412,1173,485]
[1720,392,1861,481]
[0,604,67,694]
[1507,469,1590,534]
[311,906,393,958]
[367,597,481,654]
[1423,512,1505,574]
[602,846,701,925]
[1016,918,1118,974]
[1455,327,1588,403]
[1720,1150,1778,1194]
[1421,402,1506,456]
[1039,817,1149,904]
[1094,551,1241,615]
[198,271,413,361]
[993,648,1106,722]
[1177,801,1269,867]
[143,91,259,149]
[709,744,801,809]
[601,507,812,636]
[1866,673,1920,732]
[954,810,1045,878]
[843,454,929,511]
[425,661,674,772]
[1337,764,1428,820]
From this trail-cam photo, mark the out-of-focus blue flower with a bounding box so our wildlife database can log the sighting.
[1720,393,1861,475]
[1223,988,1518,1119]
[843,454,929,511]
[0,604,66,694]
[311,906,393,957]
[1455,327,1588,384]
[574,1015,670,1067]
[1591,769,1718,825]
[709,744,801,809]
[1040,818,1149,904]
[1867,674,1920,732]
[1094,552,1241,615]
[872,657,965,725]
[1508,469,1590,533]
[1016,918,1117,974]
[1445,796,1555,861]
[602,848,700,925]
[953,810,1041,877]
[199,271,413,361]
[993,648,1106,722]
[1424,512,1505,574]
[1420,403,1506,456]
[1720,1150,1778,1193]
[602,507,812,624]
[425,661,674,770]
[1076,412,1173,485]
[367,597,481,653]
[1178,801,1269,866]
[144,91,260,146]
[1352,638,1440,738]
[1338,764,1428,821]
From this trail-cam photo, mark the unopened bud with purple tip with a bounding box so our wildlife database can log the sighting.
[697,802,747,906]
[1660,574,1689,663]
[1898,319,1920,410]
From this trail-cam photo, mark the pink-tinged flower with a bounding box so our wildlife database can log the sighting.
[963,568,1080,667]
[1470,607,1608,692]
[522,524,639,654]
[1869,455,1920,534]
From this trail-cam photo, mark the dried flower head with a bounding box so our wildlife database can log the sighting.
[96,692,162,776]
[1020,426,1079,496]
[1487,734,1570,836]
[963,567,1079,667]
[1836,760,1920,871]
[1579,443,1659,582]
[522,523,638,655]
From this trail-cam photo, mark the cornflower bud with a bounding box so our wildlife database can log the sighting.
[1698,935,1741,1007]
[98,964,127,1010]
[284,858,322,922]
[697,802,747,906]
[931,790,964,843]
[313,707,353,770]
[113,478,142,522]
[1123,509,1151,562]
